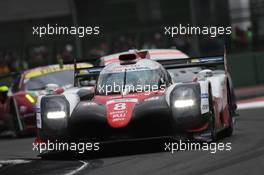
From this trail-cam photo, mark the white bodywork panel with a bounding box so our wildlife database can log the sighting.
[198,80,210,114]
[36,87,93,128]
[64,93,80,116]
[166,81,210,115]
[207,74,227,111]
[166,70,227,115]
[36,95,42,129]
[197,69,227,112]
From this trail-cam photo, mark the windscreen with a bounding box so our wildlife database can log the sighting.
[24,70,74,90]
[168,67,202,83]
[96,68,163,95]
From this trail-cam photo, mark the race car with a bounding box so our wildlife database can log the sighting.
[0,63,92,136]
[36,50,236,147]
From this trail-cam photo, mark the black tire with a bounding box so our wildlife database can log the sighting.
[223,116,233,137]
[222,87,234,137]
[208,87,217,141]
[10,99,23,137]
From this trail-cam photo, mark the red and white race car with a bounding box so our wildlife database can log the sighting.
[0,63,92,136]
[36,49,237,150]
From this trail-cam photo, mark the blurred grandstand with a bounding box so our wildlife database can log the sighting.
[0,0,263,74]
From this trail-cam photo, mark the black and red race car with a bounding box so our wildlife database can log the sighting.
[0,63,92,136]
[36,50,236,149]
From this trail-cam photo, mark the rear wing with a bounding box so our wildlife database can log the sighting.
[157,55,227,72]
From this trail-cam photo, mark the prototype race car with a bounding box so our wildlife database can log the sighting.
[0,63,92,136]
[36,50,236,146]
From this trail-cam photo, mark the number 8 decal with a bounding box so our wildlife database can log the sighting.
[114,103,126,110]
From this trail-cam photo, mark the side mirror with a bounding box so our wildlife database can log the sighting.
[45,84,59,94]
[158,77,166,87]
[77,88,95,101]
[88,80,96,87]
[80,80,97,87]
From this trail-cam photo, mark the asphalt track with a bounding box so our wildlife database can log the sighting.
[0,107,263,175]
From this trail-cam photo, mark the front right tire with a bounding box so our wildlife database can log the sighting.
[222,87,234,137]
[10,99,23,137]
[208,87,217,141]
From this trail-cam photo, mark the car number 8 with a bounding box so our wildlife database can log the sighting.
[114,103,126,110]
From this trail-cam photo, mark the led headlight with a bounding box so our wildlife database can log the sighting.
[41,95,69,120]
[174,99,195,108]
[40,95,69,132]
[171,85,199,109]
[47,111,66,119]
[170,84,202,129]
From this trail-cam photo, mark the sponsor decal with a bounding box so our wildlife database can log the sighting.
[199,57,223,62]
[106,98,138,105]
[201,93,209,98]
[106,98,137,128]
[202,104,209,110]
[33,105,40,112]
[83,102,97,106]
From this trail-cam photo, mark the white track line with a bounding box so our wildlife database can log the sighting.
[0,159,31,164]
[238,101,264,110]
[0,159,31,168]
[64,160,88,175]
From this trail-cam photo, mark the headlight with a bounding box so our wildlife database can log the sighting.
[41,95,69,120]
[25,94,36,104]
[171,85,200,109]
[47,111,66,119]
[174,99,195,108]
[170,84,202,129]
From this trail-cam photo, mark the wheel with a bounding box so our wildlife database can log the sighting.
[223,115,233,137]
[10,99,23,137]
[222,88,234,137]
[208,87,217,141]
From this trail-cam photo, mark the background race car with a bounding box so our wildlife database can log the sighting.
[36,50,237,156]
[99,49,189,66]
[0,63,92,137]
